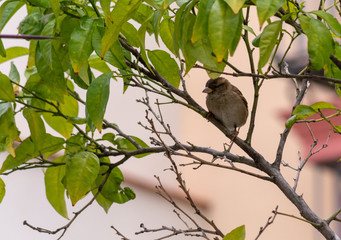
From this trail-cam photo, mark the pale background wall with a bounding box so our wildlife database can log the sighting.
[0,2,340,240]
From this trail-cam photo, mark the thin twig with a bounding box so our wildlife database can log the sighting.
[255,206,278,240]
[273,79,309,169]
[111,226,131,240]
[292,126,330,192]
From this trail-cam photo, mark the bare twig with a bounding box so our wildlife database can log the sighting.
[111,226,131,240]
[326,208,341,224]
[145,112,225,238]
[0,34,57,39]
[292,126,330,192]
[273,79,309,169]
[255,206,279,240]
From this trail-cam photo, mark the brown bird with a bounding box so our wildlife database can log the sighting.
[203,77,248,134]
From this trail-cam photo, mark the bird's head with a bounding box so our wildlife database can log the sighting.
[202,77,231,94]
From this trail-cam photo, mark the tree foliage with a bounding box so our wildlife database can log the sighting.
[0,0,341,239]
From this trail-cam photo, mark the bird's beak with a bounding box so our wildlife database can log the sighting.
[202,87,212,93]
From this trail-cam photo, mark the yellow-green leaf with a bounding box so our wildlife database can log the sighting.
[223,225,245,240]
[64,151,100,205]
[0,138,36,173]
[45,156,68,219]
[0,47,28,65]
[310,101,338,111]
[293,105,316,120]
[23,108,46,152]
[0,177,5,204]
[147,50,180,88]
[0,73,15,102]
[0,102,19,157]
[224,0,246,14]
[285,115,297,130]
[208,0,242,62]
[191,0,214,44]
[299,16,334,70]
[256,0,285,27]
[258,20,282,71]
[69,17,101,74]
[101,0,142,58]
[86,72,112,133]
[160,17,175,54]
[42,80,78,139]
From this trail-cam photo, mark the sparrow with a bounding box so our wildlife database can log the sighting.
[203,77,248,134]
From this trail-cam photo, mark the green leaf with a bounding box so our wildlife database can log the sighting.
[9,62,20,84]
[258,20,282,71]
[0,47,29,64]
[65,134,87,154]
[292,105,316,120]
[88,55,112,73]
[0,177,5,204]
[102,132,116,145]
[189,38,218,68]
[132,3,154,30]
[0,39,5,57]
[27,40,37,68]
[224,0,246,14]
[137,20,152,71]
[151,9,163,44]
[191,0,214,44]
[43,101,78,139]
[64,151,100,205]
[285,115,297,130]
[23,108,46,152]
[121,22,140,47]
[92,157,113,212]
[45,156,68,219]
[209,0,242,61]
[115,136,151,158]
[299,16,334,70]
[25,72,61,103]
[70,17,100,74]
[223,225,245,240]
[311,10,341,37]
[100,0,112,22]
[0,138,37,173]
[252,34,261,47]
[35,42,67,102]
[93,185,114,213]
[18,12,44,35]
[0,1,24,31]
[27,0,50,8]
[174,0,198,57]
[160,17,175,54]
[0,102,19,157]
[101,0,142,58]
[86,72,112,133]
[310,101,338,111]
[92,26,127,69]
[0,72,15,102]
[243,25,256,36]
[256,0,285,27]
[325,45,341,80]
[49,0,60,20]
[147,50,180,88]
[39,133,65,158]
[95,167,122,201]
